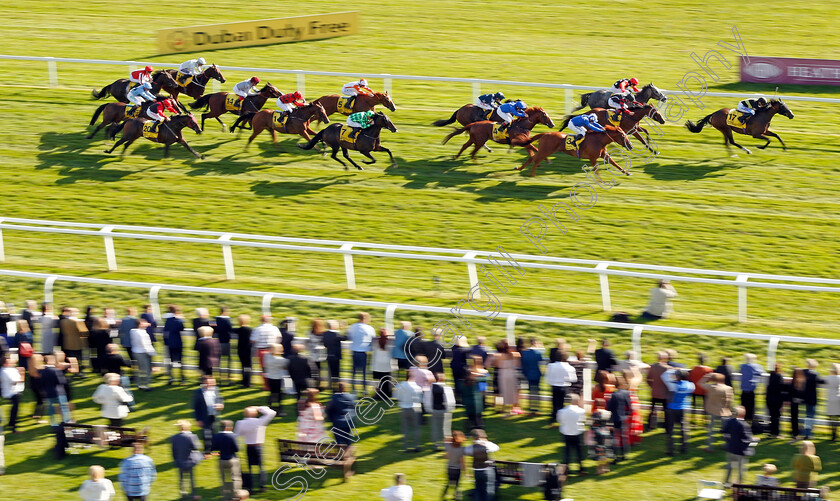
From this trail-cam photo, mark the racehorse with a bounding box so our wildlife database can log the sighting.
[105,114,203,158]
[440,107,554,160]
[188,84,282,131]
[685,99,794,154]
[87,96,169,139]
[432,104,504,127]
[519,126,631,178]
[237,103,330,148]
[91,71,179,103]
[560,105,666,154]
[155,65,226,101]
[569,83,667,113]
[298,112,398,170]
[312,92,396,119]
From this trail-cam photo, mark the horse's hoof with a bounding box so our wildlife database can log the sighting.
[625,171,632,176]
[745,149,752,154]
[487,149,494,153]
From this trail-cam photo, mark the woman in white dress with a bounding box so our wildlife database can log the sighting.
[824,363,840,441]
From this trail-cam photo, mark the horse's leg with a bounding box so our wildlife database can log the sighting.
[360,150,377,165]
[200,113,208,131]
[105,137,127,153]
[727,132,752,154]
[483,143,493,153]
[164,143,170,158]
[120,136,138,155]
[603,151,630,176]
[180,139,203,159]
[86,123,105,140]
[215,115,226,131]
[376,145,397,167]
[454,138,473,160]
[342,148,364,170]
[270,128,278,144]
[763,131,787,150]
[470,138,488,159]
[755,134,772,150]
[330,146,348,170]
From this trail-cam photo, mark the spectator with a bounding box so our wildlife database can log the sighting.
[192,308,211,334]
[462,356,487,432]
[825,363,840,441]
[234,406,276,493]
[1,354,25,432]
[557,393,586,475]
[722,406,756,487]
[41,353,72,426]
[193,376,224,455]
[55,350,78,410]
[307,319,328,388]
[699,372,734,452]
[594,338,617,373]
[372,328,394,399]
[426,372,456,451]
[28,353,46,423]
[463,429,500,501]
[118,308,138,361]
[442,431,466,500]
[792,440,821,489]
[755,463,779,487]
[450,334,470,399]
[647,351,670,431]
[212,420,242,501]
[325,381,357,445]
[409,355,434,419]
[215,306,233,384]
[296,388,326,442]
[140,305,157,345]
[546,351,577,425]
[469,336,490,365]
[607,375,632,462]
[170,419,203,501]
[60,308,88,376]
[347,313,375,396]
[493,340,522,416]
[163,306,185,385]
[79,464,116,501]
[615,350,649,373]
[119,442,156,501]
[623,367,645,446]
[689,353,713,424]
[40,303,58,355]
[92,373,132,427]
[394,373,423,452]
[88,318,111,376]
[130,319,155,391]
[393,321,413,378]
[765,363,786,439]
[664,349,684,369]
[278,317,296,360]
[803,359,824,440]
[715,357,734,388]
[287,344,314,403]
[662,368,694,456]
[195,325,220,379]
[592,370,615,412]
[424,328,446,376]
[13,320,33,372]
[789,368,806,440]
[263,343,288,416]
[234,315,253,389]
[101,344,131,388]
[250,316,279,389]
[641,279,678,320]
[21,300,41,334]
[322,319,346,391]
[520,337,544,415]
[380,472,412,501]
[740,353,764,429]
[591,402,614,474]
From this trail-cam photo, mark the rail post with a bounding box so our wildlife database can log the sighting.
[631,325,643,360]
[47,58,58,88]
[211,79,221,93]
[340,244,356,290]
[596,262,611,311]
[472,82,481,101]
[261,294,273,317]
[383,74,392,94]
[149,286,161,322]
[44,275,58,305]
[766,336,780,371]
[296,73,306,97]
[101,226,117,271]
[564,87,573,114]
[384,304,397,335]
[463,251,479,299]
[505,315,518,345]
[736,274,749,322]
[219,234,235,280]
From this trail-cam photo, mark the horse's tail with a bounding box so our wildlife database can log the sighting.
[89,103,108,126]
[91,85,110,100]
[441,126,469,145]
[558,115,572,131]
[298,129,326,150]
[524,133,546,146]
[109,120,127,140]
[189,95,211,110]
[432,110,458,127]
[685,113,713,133]
[569,93,590,113]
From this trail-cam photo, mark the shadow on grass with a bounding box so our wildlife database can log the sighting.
[250,174,356,197]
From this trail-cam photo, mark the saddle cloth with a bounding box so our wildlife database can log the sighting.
[727,110,746,128]
[176,73,194,88]
[492,123,509,141]
[272,111,289,129]
[564,135,579,149]
[142,121,159,140]
[339,124,356,144]
[337,96,354,115]
[607,111,623,126]
[225,94,242,112]
[484,109,495,120]
[124,105,142,120]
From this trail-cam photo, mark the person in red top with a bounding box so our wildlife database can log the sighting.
[145,99,180,131]
[688,353,713,425]
[129,65,154,87]
[275,91,305,118]
[610,77,640,94]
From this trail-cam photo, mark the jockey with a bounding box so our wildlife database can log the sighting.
[129,65,153,88]
[568,113,605,144]
[126,82,156,105]
[341,78,374,107]
[145,99,178,129]
[276,91,305,116]
[607,92,634,113]
[346,110,376,139]
[177,57,206,84]
[476,92,505,110]
[496,100,527,131]
[234,77,261,99]
[610,77,640,94]
[736,96,768,123]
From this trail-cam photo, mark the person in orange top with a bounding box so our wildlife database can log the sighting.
[341,78,374,108]
[689,353,713,425]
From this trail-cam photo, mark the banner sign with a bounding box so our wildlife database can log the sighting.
[741,56,840,86]
[157,12,359,54]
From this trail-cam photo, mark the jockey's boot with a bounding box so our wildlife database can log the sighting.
[348,96,356,108]
[348,127,359,139]
[738,114,748,124]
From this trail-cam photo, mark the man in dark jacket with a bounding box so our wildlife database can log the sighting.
[278,317,297,359]
[140,304,158,345]
[723,406,756,486]
[803,359,825,440]
[607,377,633,461]
[594,339,617,373]
[171,419,203,500]
[42,354,72,426]
[326,382,357,445]
[195,326,220,378]
[193,376,224,455]
[215,307,233,385]
[163,306,185,385]
[321,320,346,390]
[212,419,242,500]
[424,329,446,375]
[287,344,313,402]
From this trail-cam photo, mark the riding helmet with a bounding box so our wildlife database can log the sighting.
[144,65,153,72]
[250,76,260,84]
[514,100,527,110]
[494,92,505,101]
[197,57,206,65]
[359,78,368,86]
[629,77,639,85]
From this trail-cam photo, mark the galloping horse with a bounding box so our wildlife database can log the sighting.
[87,96,168,139]
[91,71,179,103]
[105,114,203,158]
[188,84,282,131]
[299,112,398,170]
[519,127,631,178]
[155,65,226,101]
[238,103,330,148]
[685,99,794,154]
[570,83,667,113]
[560,105,666,154]
[440,107,554,160]
[312,92,396,119]
[432,104,505,127]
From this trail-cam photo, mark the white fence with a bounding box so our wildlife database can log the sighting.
[2,55,840,112]
[2,218,840,324]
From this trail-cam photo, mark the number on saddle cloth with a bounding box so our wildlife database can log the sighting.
[339,125,356,144]
[225,94,242,111]
[564,135,579,149]
[338,97,354,115]
[492,123,509,141]
[142,121,160,140]
[726,110,746,128]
